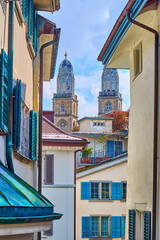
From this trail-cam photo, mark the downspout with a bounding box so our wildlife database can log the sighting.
[6,1,15,173]
[38,28,60,240]
[126,11,159,240]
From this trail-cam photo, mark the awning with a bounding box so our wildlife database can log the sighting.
[0,163,62,224]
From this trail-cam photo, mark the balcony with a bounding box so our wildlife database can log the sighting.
[81,157,109,164]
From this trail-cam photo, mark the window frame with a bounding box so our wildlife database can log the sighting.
[44,154,54,185]
[90,181,112,201]
[122,181,127,201]
[90,215,111,238]
[133,42,142,79]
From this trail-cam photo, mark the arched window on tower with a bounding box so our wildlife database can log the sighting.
[106,102,112,112]
[61,104,65,112]
[60,122,65,131]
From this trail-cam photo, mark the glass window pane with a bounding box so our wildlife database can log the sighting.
[91,183,99,199]
[91,217,99,237]
[122,182,127,200]
[101,217,109,237]
[102,183,110,199]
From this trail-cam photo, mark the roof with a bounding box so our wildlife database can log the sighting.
[76,153,127,178]
[77,117,114,123]
[0,162,62,224]
[34,0,60,12]
[97,0,154,66]
[42,116,89,147]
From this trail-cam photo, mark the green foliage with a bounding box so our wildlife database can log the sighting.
[82,147,93,157]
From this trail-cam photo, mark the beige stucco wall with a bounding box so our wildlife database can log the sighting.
[76,161,127,240]
[79,119,113,133]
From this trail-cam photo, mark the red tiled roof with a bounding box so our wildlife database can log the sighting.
[42,116,89,146]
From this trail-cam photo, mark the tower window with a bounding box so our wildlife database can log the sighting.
[61,104,65,112]
[106,102,112,112]
[133,42,142,78]
[60,122,65,131]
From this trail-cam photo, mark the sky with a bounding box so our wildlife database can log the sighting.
[41,0,130,118]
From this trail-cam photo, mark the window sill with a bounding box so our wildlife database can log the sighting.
[0,131,8,136]
[15,1,24,25]
[27,40,35,60]
[13,150,33,164]
[89,238,112,240]
[89,199,113,202]
[133,70,142,81]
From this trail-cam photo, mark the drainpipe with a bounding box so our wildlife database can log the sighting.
[126,11,159,240]
[6,1,15,173]
[38,28,60,240]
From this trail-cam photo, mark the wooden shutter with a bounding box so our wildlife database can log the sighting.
[106,140,115,158]
[29,110,37,161]
[0,49,9,132]
[144,211,151,240]
[28,0,33,40]
[112,182,122,200]
[81,182,91,200]
[13,80,21,149]
[44,155,54,185]
[82,216,91,238]
[111,216,123,237]
[129,210,136,240]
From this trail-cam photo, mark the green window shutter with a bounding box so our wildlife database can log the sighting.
[0,49,9,132]
[29,110,37,161]
[13,80,21,149]
[33,7,38,55]
[22,0,28,23]
[28,0,33,40]
[144,211,151,240]
[129,210,136,240]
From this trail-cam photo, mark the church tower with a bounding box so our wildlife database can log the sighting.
[53,53,78,133]
[98,68,122,115]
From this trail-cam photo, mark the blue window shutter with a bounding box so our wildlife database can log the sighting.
[22,0,28,23]
[81,182,91,200]
[28,0,33,40]
[144,211,151,240]
[111,216,122,237]
[129,210,136,240]
[0,49,9,132]
[82,216,91,238]
[29,110,37,161]
[13,80,21,149]
[106,140,115,158]
[112,182,122,200]
[33,8,38,55]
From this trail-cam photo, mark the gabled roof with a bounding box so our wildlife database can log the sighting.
[42,117,89,147]
[0,162,62,224]
[76,153,127,178]
[97,0,154,66]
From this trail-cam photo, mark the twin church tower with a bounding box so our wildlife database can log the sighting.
[53,53,122,132]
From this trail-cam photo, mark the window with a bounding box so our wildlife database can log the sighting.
[133,42,142,78]
[44,155,54,185]
[93,122,106,127]
[91,217,99,237]
[106,140,123,158]
[101,217,109,237]
[60,103,65,112]
[102,182,110,199]
[60,122,65,131]
[115,141,123,156]
[91,182,99,199]
[106,101,112,112]
[122,182,127,200]
[123,216,126,237]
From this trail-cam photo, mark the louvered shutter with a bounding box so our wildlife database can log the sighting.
[106,140,115,158]
[13,80,21,149]
[144,211,151,240]
[29,110,37,161]
[33,8,38,55]
[81,182,91,200]
[129,210,136,240]
[28,0,33,40]
[44,155,54,185]
[22,0,28,23]
[112,182,122,200]
[82,216,91,238]
[0,49,9,132]
[111,216,123,237]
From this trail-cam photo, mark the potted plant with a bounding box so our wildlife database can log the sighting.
[81,147,93,163]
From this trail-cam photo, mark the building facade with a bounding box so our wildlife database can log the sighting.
[98,0,159,238]
[0,0,62,239]
[53,53,78,133]
[42,116,88,240]
[98,68,122,115]
[76,154,127,240]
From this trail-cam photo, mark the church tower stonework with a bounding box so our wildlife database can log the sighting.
[98,68,122,115]
[53,53,78,133]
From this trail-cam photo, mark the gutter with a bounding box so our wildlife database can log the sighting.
[126,11,158,240]
[6,1,15,173]
[38,28,60,240]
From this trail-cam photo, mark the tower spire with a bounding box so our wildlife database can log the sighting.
[64,52,67,60]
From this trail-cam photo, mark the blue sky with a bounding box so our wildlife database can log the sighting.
[42,0,130,118]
